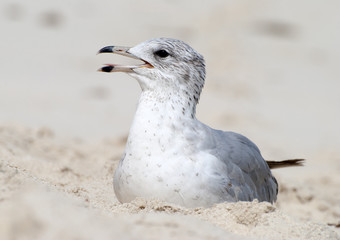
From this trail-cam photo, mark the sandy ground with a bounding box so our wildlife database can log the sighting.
[1,0,340,239]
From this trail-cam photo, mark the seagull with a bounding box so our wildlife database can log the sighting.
[97,38,303,208]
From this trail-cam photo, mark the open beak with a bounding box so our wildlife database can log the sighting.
[97,46,153,73]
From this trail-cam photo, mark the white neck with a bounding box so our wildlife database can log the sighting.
[125,89,197,156]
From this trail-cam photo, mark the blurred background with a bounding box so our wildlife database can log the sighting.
[1,0,340,231]
[0,1,339,168]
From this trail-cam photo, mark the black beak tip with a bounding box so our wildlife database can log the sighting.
[100,65,114,72]
[98,46,114,54]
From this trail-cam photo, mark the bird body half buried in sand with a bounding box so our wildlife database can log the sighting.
[98,38,303,208]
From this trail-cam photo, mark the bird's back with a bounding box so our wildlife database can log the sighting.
[203,126,278,203]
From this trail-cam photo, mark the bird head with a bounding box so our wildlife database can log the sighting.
[98,38,205,102]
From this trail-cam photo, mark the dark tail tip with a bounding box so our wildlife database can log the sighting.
[266,159,305,169]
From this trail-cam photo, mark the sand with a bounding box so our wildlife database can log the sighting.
[1,0,340,239]
[0,126,339,240]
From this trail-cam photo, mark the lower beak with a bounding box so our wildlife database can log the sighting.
[97,46,153,73]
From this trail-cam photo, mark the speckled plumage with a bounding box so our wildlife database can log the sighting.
[98,38,278,207]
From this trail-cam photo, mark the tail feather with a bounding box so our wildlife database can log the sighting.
[266,159,305,169]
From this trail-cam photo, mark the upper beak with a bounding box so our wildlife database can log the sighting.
[97,46,153,73]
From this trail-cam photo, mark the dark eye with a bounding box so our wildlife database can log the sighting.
[154,49,170,58]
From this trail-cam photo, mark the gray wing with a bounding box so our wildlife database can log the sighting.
[206,129,278,203]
